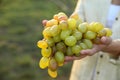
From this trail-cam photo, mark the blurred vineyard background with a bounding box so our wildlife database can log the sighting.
[0,0,77,80]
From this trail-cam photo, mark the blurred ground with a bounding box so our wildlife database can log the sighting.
[0,0,77,80]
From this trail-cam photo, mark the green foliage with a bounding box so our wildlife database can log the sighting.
[0,0,77,80]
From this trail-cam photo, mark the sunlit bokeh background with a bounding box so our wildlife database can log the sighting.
[0,0,77,80]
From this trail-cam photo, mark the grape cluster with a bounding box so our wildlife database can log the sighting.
[37,12,112,78]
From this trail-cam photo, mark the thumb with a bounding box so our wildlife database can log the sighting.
[101,36,112,45]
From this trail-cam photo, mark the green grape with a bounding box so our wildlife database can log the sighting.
[83,39,93,49]
[94,22,104,32]
[41,47,52,57]
[65,36,77,46]
[48,68,57,78]
[78,22,88,33]
[66,47,74,56]
[53,34,61,42]
[46,38,55,47]
[72,29,82,40]
[58,12,68,21]
[76,18,82,27]
[60,29,72,40]
[52,45,57,55]
[67,18,77,30]
[75,53,81,57]
[48,58,58,71]
[89,22,104,32]
[92,37,101,44]
[58,15,68,22]
[56,42,66,53]
[43,27,52,39]
[57,12,68,22]
[76,40,82,45]
[55,51,65,63]
[45,19,58,27]
[104,28,112,37]
[72,45,82,56]
[50,25,60,37]
[39,57,49,69]
[37,40,48,49]
[97,29,107,37]
[59,20,68,30]
[84,31,97,39]
[79,42,88,49]
[58,12,67,16]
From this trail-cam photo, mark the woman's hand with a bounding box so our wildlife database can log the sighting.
[64,36,112,64]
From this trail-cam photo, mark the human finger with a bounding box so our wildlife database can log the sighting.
[101,36,112,45]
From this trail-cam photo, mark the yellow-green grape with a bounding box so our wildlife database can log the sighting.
[72,29,82,40]
[56,42,66,53]
[39,57,49,69]
[45,20,53,27]
[46,38,55,47]
[41,47,52,57]
[66,47,74,56]
[43,27,52,39]
[94,22,104,32]
[65,36,77,46]
[97,29,107,37]
[92,37,102,44]
[57,12,68,19]
[48,58,58,71]
[58,12,66,16]
[57,12,68,22]
[78,22,88,33]
[89,22,104,32]
[59,20,68,30]
[83,39,93,49]
[104,28,112,37]
[53,14,59,21]
[67,18,77,30]
[76,18,82,27]
[50,19,58,25]
[79,42,88,49]
[87,24,92,31]
[52,45,57,55]
[53,34,61,43]
[48,68,57,78]
[45,19,58,27]
[37,40,48,49]
[77,40,82,44]
[71,45,82,56]
[60,29,72,40]
[55,51,65,63]
[84,31,97,40]
[50,25,60,37]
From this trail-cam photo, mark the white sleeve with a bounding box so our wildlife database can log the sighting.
[74,0,85,21]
